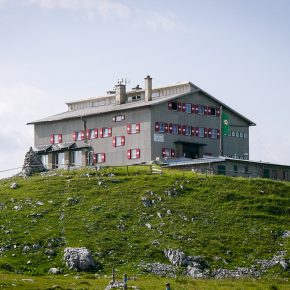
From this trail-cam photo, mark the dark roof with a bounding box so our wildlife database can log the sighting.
[27,83,256,126]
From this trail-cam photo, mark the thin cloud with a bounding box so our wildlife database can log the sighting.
[22,0,131,18]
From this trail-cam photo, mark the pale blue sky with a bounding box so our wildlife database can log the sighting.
[1,0,290,177]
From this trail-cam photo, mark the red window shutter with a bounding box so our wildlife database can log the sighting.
[216,107,220,116]
[136,149,140,158]
[162,148,166,157]
[73,132,77,141]
[121,136,125,145]
[127,124,131,134]
[108,127,112,137]
[136,123,140,133]
[191,127,195,136]
[112,137,116,147]
[50,134,54,144]
[195,128,199,137]
[204,106,208,115]
[195,105,199,113]
[101,153,106,162]
[178,125,182,134]
[217,129,220,139]
[58,134,62,143]
[182,103,186,112]
[204,128,208,138]
[127,149,131,159]
[191,104,195,114]
[81,130,85,140]
[164,123,168,133]
[182,125,186,135]
[168,102,172,110]
[94,128,98,138]
[178,102,182,111]
[171,149,175,157]
[155,122,160,132]
[208,128,212,138]
[99,128,103,138]
[86,129,90,140]
[169,123,173,133]
[93,154,97,163]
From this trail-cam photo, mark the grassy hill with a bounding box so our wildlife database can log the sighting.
[0,166,289,289]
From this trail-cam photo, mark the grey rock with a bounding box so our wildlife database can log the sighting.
[45,249,55,256]
[32,244,41,250]
[48,267,61,275]
[21,147,46,177]
[66,197,79,205]
[139,262,177,278]
[63,247,96,271]
[10,183,18,189]
[22,245,30,253]
[164,249,188,266]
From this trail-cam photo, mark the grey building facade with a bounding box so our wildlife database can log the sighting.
[163,157,290,181]
[28,76,255,169]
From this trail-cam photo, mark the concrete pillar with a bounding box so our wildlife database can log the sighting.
[144,75,152,102]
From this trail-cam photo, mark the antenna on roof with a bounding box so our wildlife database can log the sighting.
[117,78,130,86]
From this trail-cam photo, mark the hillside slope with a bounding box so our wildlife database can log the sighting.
[0,167,289,279]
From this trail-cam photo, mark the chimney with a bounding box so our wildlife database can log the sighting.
[115,83,126,105]
[144,75,152,102]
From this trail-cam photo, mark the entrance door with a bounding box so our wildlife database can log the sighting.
[57,152,65,169]
[182,143,199,159]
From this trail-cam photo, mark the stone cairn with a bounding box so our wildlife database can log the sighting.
[21,147,45,177]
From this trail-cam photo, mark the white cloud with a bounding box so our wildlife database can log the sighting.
[0,83,51,178]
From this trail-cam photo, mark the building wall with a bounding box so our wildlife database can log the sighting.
[34,107,151,166]
[175,160,290,181]
[150,91,250,161]
[222,109,250,159]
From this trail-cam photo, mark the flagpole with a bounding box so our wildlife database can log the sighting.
[219,106,223,156]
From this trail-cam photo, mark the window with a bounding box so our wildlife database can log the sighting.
[170,123,180,134]
[127,123,140,134]
[152,91,160,98]
[218,165,226,175]
[113,136,125,147]
[182,125,191,136]
[198,127,205,138]
[155,122,168,133]
[50,134,62,144]
[73,131,84,141]
[197,105,205,115]
[127,148,140,159]
[210,129,217,139]
[162,148,175,158]
[94,153,106,163]
[283,170,288,180]
[41,155,48,169]
[112,115,125,122]
[128,95,141,102]
[245,166,249,174]
[208,107,216,116]
[71,150,82,166]
[99,127,112,138]
[182,103,192,114]
[171,101,178,111]
[243,132,248,138]
[168,101,181,111]
[86,129,98,139]
[234,165,238,173]
[231,131,236,137]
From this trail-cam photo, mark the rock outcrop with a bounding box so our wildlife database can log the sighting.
[63,247,96,271]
